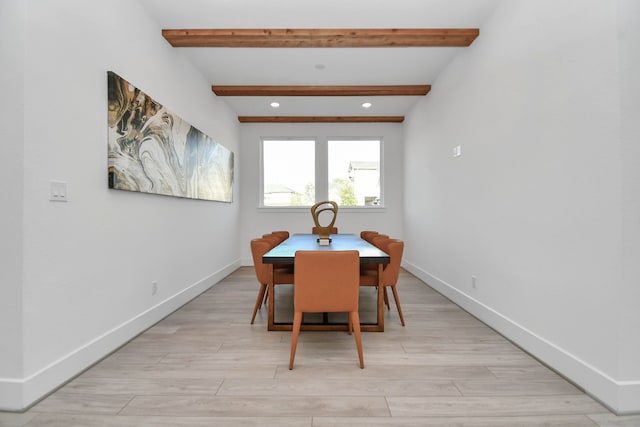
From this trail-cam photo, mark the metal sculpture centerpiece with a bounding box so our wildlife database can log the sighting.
[311,200,338,244]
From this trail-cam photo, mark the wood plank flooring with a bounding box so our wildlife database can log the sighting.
[2,267,638,426]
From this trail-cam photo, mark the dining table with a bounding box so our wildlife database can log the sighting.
[262,233,390,332]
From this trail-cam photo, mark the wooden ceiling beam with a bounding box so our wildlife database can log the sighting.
[212,85,431,97]
[163,28,479,48]
[238,116,404,123]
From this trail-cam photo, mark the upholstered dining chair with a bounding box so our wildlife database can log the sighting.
[264,230,291,277]
[360,230,379,243]
[369,235,397,311]
[261,233,281,247]
[250,238,294,324]
[358,232,385,274]
[369,234,389,247]
[363,234,391,277]
[270,230,290,244]
[257,235,280,309]
[360,238,406,326]
[289,250,364,369]
[312,226,338,234]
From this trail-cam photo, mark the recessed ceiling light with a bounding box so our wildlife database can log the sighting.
[270,102,280,108]
[362,102,372,108]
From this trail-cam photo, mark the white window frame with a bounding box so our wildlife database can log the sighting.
[260,138,316,209]
[259,136,384,210]
[327,137,383,208]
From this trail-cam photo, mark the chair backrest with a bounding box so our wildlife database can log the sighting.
[294,250,359,313]
[312,226,338,234]
[262,234,281,247]
[377,238,404,287]
[370,234,389,248]
[250,238,272,285]
[360,230,378,242]
[271,230,290,243]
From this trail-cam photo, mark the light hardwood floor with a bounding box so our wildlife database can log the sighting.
[2,267,638,426]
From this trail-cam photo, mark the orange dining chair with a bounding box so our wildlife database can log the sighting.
[369,234,389,247]
[264,231,290,277]
[312,226,338,234]
[360,238,405,326]
[360,230,379,243]
[259,235,280,308]
[262,233,281,246]
[289,250,364,369]
[270,230,290,244]
[366,234,391,280]
[360,231,384,273]
[250,238,294,324]
[370,235,399,311]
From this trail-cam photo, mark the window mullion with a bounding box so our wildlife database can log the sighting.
[315,137,329,202]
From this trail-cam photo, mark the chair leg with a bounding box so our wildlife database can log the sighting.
[251,283,267,324]
[383,287,390,310]
[350,311,365,369]
[390,285,405,326]
[262,287,269,306]
[289,311,303,369]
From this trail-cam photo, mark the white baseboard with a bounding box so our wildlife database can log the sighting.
[0,260,241,412]
[403,259,640,415]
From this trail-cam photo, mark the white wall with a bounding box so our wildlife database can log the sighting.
[239,123,404,264]
[403,0,639,414]
[617,0,640,411]
[0,0,241,410]
[0,0,26,408]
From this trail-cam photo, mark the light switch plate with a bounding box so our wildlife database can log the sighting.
[49,181,68,202]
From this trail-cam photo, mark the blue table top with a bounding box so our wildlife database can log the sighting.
[262,233,390,265]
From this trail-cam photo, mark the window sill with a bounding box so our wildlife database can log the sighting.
[257,206,386,213]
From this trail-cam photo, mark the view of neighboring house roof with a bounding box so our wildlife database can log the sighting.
[348,161,379,171]
[265,183,296,194]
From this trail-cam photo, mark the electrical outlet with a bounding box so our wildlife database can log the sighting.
[151,281,158,295]
[471,276,477,289]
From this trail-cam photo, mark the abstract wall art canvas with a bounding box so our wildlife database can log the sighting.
[107,71,234,202]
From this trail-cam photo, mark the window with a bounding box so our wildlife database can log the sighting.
[261,137,382,208]
[328,139,380,207]
[262,139,315,206]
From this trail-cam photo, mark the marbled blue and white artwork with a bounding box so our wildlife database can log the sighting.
[107,71,234,202]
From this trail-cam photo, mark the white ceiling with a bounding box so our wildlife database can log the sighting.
[138,0,501,118]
